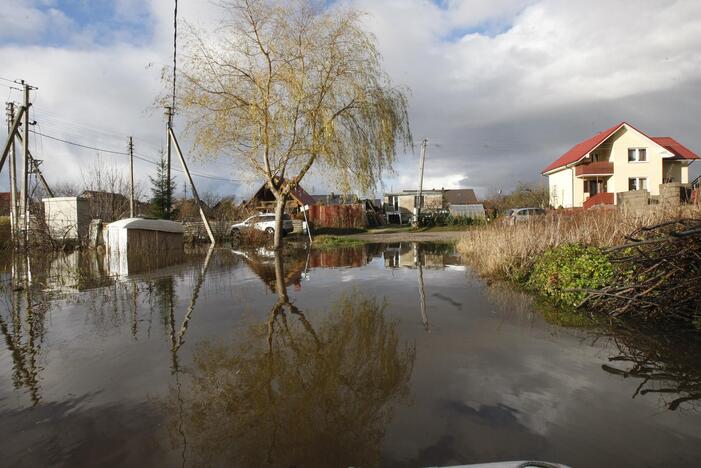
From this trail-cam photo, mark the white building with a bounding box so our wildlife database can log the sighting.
[542,122,699,208]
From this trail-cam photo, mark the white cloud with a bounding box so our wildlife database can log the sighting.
[1,0,700,199]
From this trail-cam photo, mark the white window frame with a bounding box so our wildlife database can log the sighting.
[628,147,647,163]
[628,177,648,191]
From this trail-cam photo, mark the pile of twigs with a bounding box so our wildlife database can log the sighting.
[582,219,701,322]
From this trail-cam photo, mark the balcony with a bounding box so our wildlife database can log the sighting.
[575,161,614,177]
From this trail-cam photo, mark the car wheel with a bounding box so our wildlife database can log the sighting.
[265,227,275,235]
[230,228,240,237]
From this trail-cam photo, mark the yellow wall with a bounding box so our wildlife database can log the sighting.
[609,126,666,196]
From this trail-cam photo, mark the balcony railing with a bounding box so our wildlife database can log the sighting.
[583,192,614,209]
[575,161,614,177]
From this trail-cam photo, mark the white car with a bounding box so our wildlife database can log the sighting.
[507,207,546,225]
[230,213,294,236]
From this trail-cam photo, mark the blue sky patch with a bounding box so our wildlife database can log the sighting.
[7,0,154,48]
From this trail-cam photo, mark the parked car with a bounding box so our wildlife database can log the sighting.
[230,213,294,236]
[507,207,546,225]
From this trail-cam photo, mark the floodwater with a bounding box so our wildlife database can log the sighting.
[1,242,700,468]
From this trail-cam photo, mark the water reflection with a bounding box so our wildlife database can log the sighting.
[601,326,701,411]
[2,243,701,467]
[382,242,463,270]
[166,250,416,468]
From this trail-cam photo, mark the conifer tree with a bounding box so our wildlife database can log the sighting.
[149,153,175,219]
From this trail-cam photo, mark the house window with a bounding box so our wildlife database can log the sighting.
[628,148,647,162]
[414,195,424,208]
[628,177,648,191]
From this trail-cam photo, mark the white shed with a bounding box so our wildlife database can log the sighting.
[107,218,184,276]
[42,197,90,241]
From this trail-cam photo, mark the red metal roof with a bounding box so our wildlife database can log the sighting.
[650,137,699,160]
[542,122,625,174]
[543,122,699,174]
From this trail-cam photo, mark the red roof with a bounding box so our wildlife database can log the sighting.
[542,122,625,174]
[543,122,699,174]
[650,137,699,160]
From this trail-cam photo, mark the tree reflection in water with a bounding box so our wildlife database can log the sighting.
[166,251,415,468]
[601,326,701,411]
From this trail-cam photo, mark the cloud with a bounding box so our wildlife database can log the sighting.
[1,0,700,200]
[350,0,701,195]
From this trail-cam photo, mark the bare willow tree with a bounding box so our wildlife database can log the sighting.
[178,0,412,248]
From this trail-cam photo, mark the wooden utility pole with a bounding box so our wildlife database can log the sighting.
[6,103,18,241]
[168,127,215,245]
[21,81,30,240]
[414,138,428,226]
[128,136,135,217]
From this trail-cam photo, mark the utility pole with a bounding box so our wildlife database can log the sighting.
[6,103,18,241]
[29,157,53,198]
[168,127,215,245]
[128,136,135,217]
[414,138,428,227]
[21,81,31,242]
[14,131,53,198]
[165,106,174,218]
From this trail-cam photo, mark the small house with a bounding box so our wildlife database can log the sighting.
[383,188,481,223]
[244,178,315,214]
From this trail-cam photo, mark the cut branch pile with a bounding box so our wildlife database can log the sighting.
[582,219,701,322]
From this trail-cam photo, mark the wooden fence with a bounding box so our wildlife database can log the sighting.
[308,204,367,229]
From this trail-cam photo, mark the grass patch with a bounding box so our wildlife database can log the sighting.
[312,227,368,235]
[312,235,367,249]
[457,205,701,281]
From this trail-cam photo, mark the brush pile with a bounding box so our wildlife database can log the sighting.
[582,219,701,323]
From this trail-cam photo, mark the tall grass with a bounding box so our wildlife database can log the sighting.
[457,205,701,280]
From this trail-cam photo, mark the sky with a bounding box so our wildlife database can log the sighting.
[1,0,701,200]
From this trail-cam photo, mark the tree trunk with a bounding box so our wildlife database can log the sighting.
[273,194,286,250]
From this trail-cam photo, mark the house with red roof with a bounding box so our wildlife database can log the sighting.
[542,122,699,208]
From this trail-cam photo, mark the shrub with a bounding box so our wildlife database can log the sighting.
[527,244,615,307]
[235,227,272,246]
[0,216,10,250]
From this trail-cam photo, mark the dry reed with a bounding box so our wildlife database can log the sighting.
[457,205,701,280]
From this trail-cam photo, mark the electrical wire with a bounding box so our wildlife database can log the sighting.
[27,129,240,183]
[30,130,130,155]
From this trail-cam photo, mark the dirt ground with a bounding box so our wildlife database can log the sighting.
[340,229,466,243]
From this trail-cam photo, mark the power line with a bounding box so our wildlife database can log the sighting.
[30,130,129,155]
[28,129,240,183]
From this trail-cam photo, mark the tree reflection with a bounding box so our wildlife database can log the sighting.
[601,326,701,411]
[166,251,415,468]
